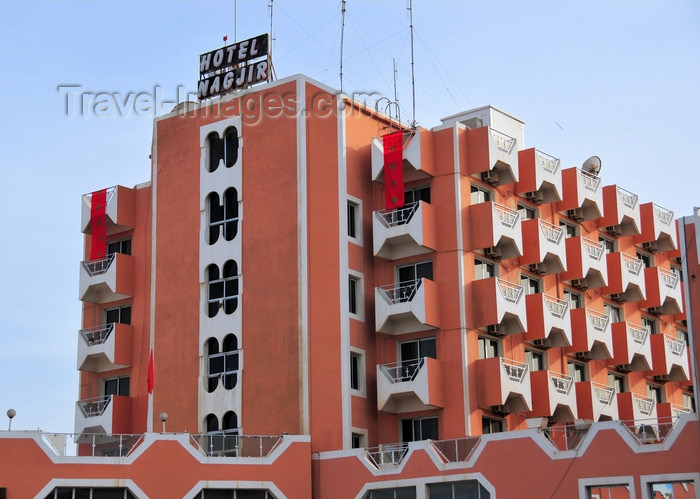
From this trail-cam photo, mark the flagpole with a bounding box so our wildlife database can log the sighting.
[147,347,154,432]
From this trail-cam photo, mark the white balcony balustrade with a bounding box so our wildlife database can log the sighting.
[81,185,137,235]
[530,370,578,422]
[373,201,437,259]
[559,167,603,221]
[516,148,563,204]
[375,278,439,334]
[524,293,571,347]
[75,395,132,437]
[77,323,133,372]
[477,357,532,414]
[79,253,134,304]
[636,203,677,252]
[561,237,607,289]
[650,334,690,382]
[575,381,618,422]
[569,308,613,360]
[376,357,443,413]
[468,202,522,260]
[520,219,567,274]
[471,278,527,335]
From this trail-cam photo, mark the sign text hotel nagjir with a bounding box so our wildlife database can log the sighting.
[198,33,269,99]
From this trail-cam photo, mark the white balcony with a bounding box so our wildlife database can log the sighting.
[520,219,567,274]
[477,357,532,414]
[79,253,134,304]
[618,393,658,442]
[650,334,690,382]
[516,148,563,204]
[575,381,618,422]
[600,185,641,236]
[559,167,603,221]
[74,395,132,437]
[376,357,443,413]
[524,293,571,347]
[468,202,522,259]
[81,186,137,235]
[603,253,646,303]
[561,236,607,289]
[569,308,613,360]
[641,267,683,316]
[465,127,519,185]
[77,323,133,372]
[636,203,677,252]
[609,322,652,372]
[530,370,578,422]
[471,278,527,335]
[375,278,439,334]
[373,201,437,259]
[371,129,433,182]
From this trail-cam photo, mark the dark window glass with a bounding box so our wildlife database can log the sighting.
[347,201,357,238]
[349,276,358,314]
[350,353,360,390]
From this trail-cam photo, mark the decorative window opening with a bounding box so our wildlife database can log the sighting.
[208,189,239,244]
[207,261,239,317]
[207,127,239,172]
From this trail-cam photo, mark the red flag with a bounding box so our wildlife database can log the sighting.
[383,131,404,210]
[147,349,154,394]
[90,189,107,260]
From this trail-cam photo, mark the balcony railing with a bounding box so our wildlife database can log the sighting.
[541,425,589,452]
[77,396,111,417]
[190,432,282,458]
[376,202,419,227]
[622,254,643,276]
[544,294,568,319]
[365,442,409,468]
[42,432,144,457]
[664,334,685,356]
[549,371,573,395]
[670,405,692,418]
[582,237,604,261]
[377,279,422,304]
[633,394,655,417]
[592,382,615,406]
[379,358,425,383]
[85,186,117,205]
[654,204,674,225]
[579,169,600,191]
[497,278,523,304]
[82,254,116,276]
[502,357,528,383]
[586,310,610,331]
[617,186,638,209]
[494,203,519,228]
[536,150,560,174]
[80,324,115,346]
[540,220,563,244]
[430,437,481,463]
[491,129,516,154]
[659,268,679,289]
[629,324,649,345]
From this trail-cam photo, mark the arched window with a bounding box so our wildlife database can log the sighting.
[207,188,239,245]
[206,127,239,172]
[206,261,239,318]
[222,411,238,432]
[207,334,239,391]
[205,413,219,432]
[205,338,220,392]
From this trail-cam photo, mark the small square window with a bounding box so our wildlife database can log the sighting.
[471,185,491,204]
[478,336,500,359]
[647,384,664,403]
[520,275,540,295]
[564,289,582,309]
[608,371,626,394]
[482,417,504,434]
[525,350,545,371]
[599,236,616,254]
[474,258,496,280]
[517,203,536,220]
[642,316,657,334]
[604,303,623,323]
[351,432,365,449]
[347,200,359,239]
[567,360,586,382]
[559,220,578,238]
[636,250,653,268]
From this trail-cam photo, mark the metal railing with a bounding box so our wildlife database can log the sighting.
[430,437,481,463]
[540,219,563,244]
[670,404,692,418]
[628,324,649,345]
[190,432,282,458]
[582,237,604,261]
[586,309,610,332]
[365,442,409,468]
[592,382,615,406]
[493,203,520,228]
[622,253,643,276]
[82,253,116,276]
[549,371,573,395]
[42,432,143,457]
[535,150,560,174]
[377,202,419,227]
[377,278,423,304]
[501,357,528,383]
[653,204,674,225]
[497,278,523,304]
[617,186,638,209]
[541,425,588,451]
[379,358,425,383]
[578,169,600,191]
[664,334,686,356]
[490,129,516,154]
[544,294,568,319]
[77,396,111,417]
[659,267,679,289]
[84,186,117,206]
[80,324,115,346]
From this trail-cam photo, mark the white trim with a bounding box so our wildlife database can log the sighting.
[578,476,636,499]
[183,480,286,499]
[297,76,310,434]
[350,427,368,449]
[346,195,363,246]
[350,346,367,398]
[640,472,699,499]
[34,478,148,499]
[353,472,495,499]
[348,270,366,321]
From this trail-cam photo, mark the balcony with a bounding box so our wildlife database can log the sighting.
[601,252,646,303]
[575,381,618,422]
[375,278,439,334]
[640,267,683,315]
[530,370,578,422]
[559,167,603,221]
[635,203,678,252]
[373,201,437,260]
[524,293,571,347]
[618,392,658,441]
[609,322,652,372]
[649,334,690,382]
[470,278,527,335]
[79,253,134,304]
[477,357,531,414]
[81,186,137,235]
[560,236,607,289]
[520,219,567,274]
[467,202,522,259]
[465,126,518,185]
[75,395,132,437]
[376,357,443,413]
[569,308,613,360]
[516,148,563,203]
[600,185,641,236]
[77,323,133,372]
[371,129,434,182]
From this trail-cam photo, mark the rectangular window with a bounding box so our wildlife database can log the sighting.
[517,203,536,221]
[103,375,130,397]
[367,487,416,499]
[401,416,438,442]
[677,327,689,345]
[347,200,358,239]
[525,350,545,371]
[482,417,504,434]
[428,480,491,499]
[559,220,577,238]
[107,238,132,256]
[474,258,495,280]
[348,275,362,316]
[671,265,683,282]
[604,303,622,323]
[636,250,653,268]
[599,236,616,254]
[351,432,365,449]
[398,261,433,284]
[641,316,657,335]
[478,336,499,359]
[587,485,630,499]
[567,361,586,382]
[647,384,664,403]
[608,372,626,394]
[682,392,696,412]
[404,186,431,205]
[350,352,361,390]
[564,289,582,309]
[470,185,491,204]
[520,275,540,295]
[105,305,131,325]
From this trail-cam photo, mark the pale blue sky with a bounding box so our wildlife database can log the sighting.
[0,1,698,433]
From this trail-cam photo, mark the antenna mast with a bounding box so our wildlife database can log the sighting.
[234,0,237,42]
[340,0,347,94]
[408,0,416,129]
[268,0,277,81]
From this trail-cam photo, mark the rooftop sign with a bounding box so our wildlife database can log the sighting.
[198,33,269,100]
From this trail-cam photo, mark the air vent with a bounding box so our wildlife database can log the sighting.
[481,169,499,185]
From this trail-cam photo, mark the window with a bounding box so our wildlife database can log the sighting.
[481,417,504,434]
[586,484,630,499]
[517,203,536,221]
[207,126,239,172]
[478,336,499,359]
[350,351,364,391]
[474,258,495,280]
[677,327,689,345]
[525,349,545,371]
[567,360,586,382]
[428,480,491,499]
[347,200,359,239]
[44,488,137,499]
[404,186,431,205]
[104,375,129,397]
[207,260,239,317]
[348,275,362,315]
[471,185,491,204]
[604,303,622,323]
[208,189,239,244]
[608,371,626,394]
[563,289,582,309]
[195,489,277,499]
[107,238,132,256]
[399,337,436,380]
[682,392,695,412]
[648,481,696,499]
[559,220,577,238]
[636,250,653,268]
[398,261,433,284]
[366,487,416,499]
[105,305,131,325]
[351,432,365,449]
[520,274,540,295]
[641,316,657,335]
[598,236,616,254]
[647,384,664,403]
[401,416,438,442]
[207,335,239,392]
[671,265,683,282]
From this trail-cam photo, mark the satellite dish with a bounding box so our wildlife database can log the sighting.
[582,156,602,176]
